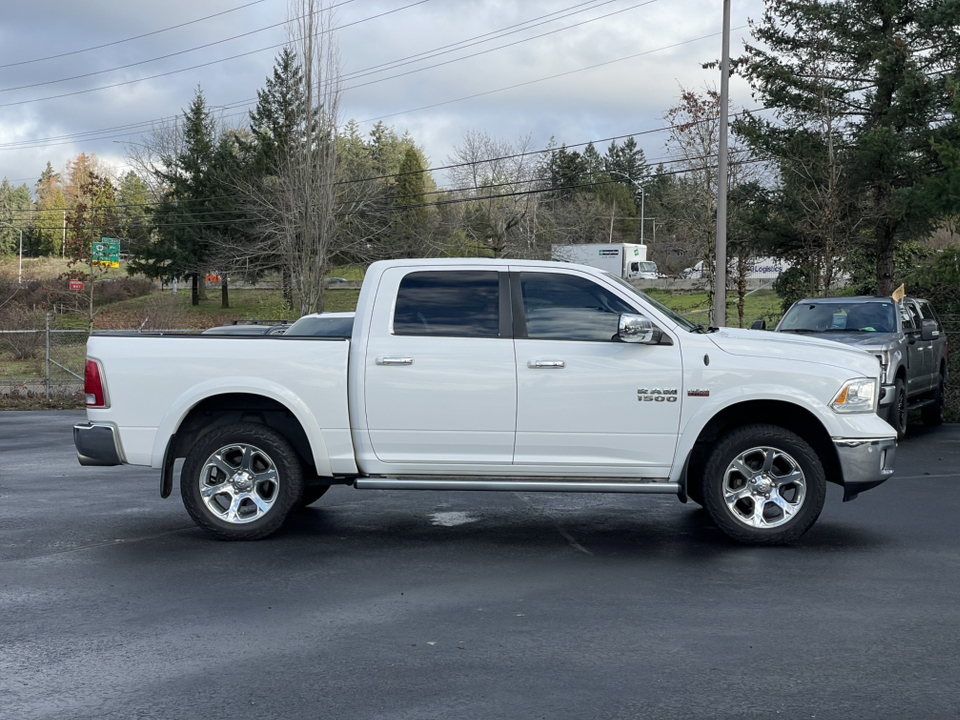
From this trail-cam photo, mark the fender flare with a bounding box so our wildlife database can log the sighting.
[154,377,335,498]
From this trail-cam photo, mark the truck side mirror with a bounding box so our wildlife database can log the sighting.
[618,314,662,344]
[920,318,938,341]
[751,319,766,330]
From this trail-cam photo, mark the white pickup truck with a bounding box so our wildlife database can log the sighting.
[74,259,896,545]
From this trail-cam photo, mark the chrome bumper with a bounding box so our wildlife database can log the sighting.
[834,436,896,501]
[74,423,123,466]
[877,382,896,407]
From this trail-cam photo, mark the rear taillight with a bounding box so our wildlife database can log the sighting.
[84,359,108,408]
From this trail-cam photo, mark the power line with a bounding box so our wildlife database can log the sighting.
[0,0,423,110]
[1,0,601,151]
[13,107,772,224]
[30,151,768,234]
[0,0,269,70]
[354,26,741,124]
[339,0,645,86]
[0,14,714,154]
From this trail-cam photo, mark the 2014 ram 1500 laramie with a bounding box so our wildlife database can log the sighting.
[74,259,897,544]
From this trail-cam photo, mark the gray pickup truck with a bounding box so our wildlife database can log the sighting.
[771,296,949,438]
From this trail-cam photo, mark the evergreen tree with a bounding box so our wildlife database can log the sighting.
[130,88,220,305]
[116,171,151,249]
[391,145,431,257]
[246,46,307,176]
[738,0,960,294]
[0,178,32,257]
[604,137,648,187]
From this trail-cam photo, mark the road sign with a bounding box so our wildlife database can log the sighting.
[69,280,84,291]
[94,238,121,268]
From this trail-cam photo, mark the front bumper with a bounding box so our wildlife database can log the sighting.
[74,422,123,466]
[834,436,896,501]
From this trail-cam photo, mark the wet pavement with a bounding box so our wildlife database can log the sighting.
[2,411,959,720]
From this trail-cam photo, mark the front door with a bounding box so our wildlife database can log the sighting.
[511,270,683,476]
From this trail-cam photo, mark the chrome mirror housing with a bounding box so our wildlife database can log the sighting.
[618,314,659,344]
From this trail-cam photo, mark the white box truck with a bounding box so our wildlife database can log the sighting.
[552,243,657,280]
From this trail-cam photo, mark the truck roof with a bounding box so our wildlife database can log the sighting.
[368,257,610,272]
[794,296,895,305]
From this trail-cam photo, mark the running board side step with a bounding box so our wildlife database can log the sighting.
[354,478,679,494]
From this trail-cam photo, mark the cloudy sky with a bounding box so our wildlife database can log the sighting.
[0,0,765,190]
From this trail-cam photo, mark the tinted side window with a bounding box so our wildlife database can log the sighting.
[918,300,942,330]
[520,273,634,341]
[394,271,500,337]
[899,302,917,331]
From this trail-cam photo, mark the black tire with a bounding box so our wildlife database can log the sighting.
[299,484,331,508]
[701,424,826,545]
[887,378,907,439]
[180,422,304,540]
[921,373,946,427]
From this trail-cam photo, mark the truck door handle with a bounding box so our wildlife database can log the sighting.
[376,357,414,366]
[528,360,565,369]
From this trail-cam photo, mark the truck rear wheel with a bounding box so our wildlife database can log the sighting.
[180,422,304,540]
[701,424,826,545]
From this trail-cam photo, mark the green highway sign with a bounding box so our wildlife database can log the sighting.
[94,238,121,268]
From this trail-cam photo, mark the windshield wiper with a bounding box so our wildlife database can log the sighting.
[691,324,720,334]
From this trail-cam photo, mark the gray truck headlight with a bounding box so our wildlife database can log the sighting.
[831,378,878,414]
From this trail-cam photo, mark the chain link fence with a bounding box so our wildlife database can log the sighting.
[0,315,88,401]
[941,316,959,422]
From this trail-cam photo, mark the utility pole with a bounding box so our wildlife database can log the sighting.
[714,0,732,327]
[639,186,645,245]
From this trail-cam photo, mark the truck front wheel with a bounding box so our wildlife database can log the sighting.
[180,422,304,540]
[888,378,907,438]
[701,424,826,545]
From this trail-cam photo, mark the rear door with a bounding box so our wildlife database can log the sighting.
[917,299,947,382]
[362,267,517,464]
[898,301,929,395]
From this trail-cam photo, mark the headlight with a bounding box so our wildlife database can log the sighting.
[831,378,877,414]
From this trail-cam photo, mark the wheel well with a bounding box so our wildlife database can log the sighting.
[169,393,314,470]
[684,400,842,495]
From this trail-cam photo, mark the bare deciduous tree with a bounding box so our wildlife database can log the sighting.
[662,85,759,321]
[446,131,538,258]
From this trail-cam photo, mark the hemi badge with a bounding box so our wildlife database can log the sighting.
[687,389,710,397]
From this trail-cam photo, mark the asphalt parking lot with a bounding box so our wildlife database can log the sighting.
[2,411,960,720]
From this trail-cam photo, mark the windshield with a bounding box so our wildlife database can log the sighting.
[637,262,657,273]
[604,273,700,331]
[779,301,896,333]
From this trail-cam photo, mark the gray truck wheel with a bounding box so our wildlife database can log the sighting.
[888,378,907,439]
[180,422,304,540]
[701,424,826,545]
[921,373,945,427]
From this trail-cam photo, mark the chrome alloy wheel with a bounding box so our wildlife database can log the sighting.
[198,443,280,524]
[722,445,807,529]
